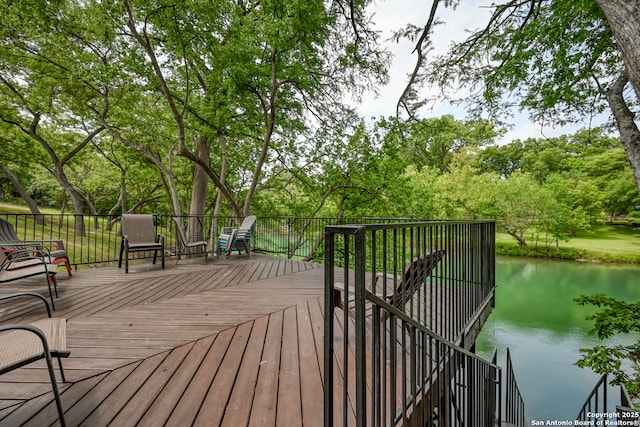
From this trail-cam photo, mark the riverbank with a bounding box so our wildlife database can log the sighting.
[496,224,640,264]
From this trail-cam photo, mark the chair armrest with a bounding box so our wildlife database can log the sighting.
[2,242,51,253]
[22,239,65,251]
[1,247,50,270]
[187,234,207,244]
[0,292,52,317]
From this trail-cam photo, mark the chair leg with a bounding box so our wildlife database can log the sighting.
[45,274,56,311]
[44,350,66,426]
[52,273,59,298]
[118,241,124,268]
[63,258,72,276]
[57,357,67,383]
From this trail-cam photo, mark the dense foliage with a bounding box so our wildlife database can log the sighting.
[2,110,637,251]
[0,1,638,246]
[575,294,640,402]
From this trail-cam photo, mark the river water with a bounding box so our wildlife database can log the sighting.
[475,257,639,422]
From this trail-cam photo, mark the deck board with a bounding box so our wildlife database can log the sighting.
[0,253,482,426]
[0,255,330,426]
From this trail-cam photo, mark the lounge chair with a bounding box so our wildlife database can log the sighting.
[216,215,256,258]
[118,214,165,273]
[0,292,69,426]
[0,248,60,310]
[334,249,446,318]
[0,218,72,277]
[386,249,446,311]
[173,217,208,264]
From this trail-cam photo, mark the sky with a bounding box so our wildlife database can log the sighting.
[355,0,610,144]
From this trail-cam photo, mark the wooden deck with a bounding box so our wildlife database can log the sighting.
[0,255,328,426]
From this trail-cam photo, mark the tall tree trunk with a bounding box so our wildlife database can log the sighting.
[107,174,127,231]
[124,0,240,217]
[606,72,640,195]
[25,114,101,236]
[62,180,86,236]
[596,1,640,100]
[188,135,210,241]
[210,132,229,248]
[0,162,45,225]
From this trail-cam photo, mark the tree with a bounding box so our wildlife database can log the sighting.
[542,173,604,245]
[402,115,499,173]
[0,0,390,233]
[0,126,45,223]
[395,1,640,196]
[434,148,496,220]
[0,0,111,234]
[575,294,640,402]
[111,0,389,221]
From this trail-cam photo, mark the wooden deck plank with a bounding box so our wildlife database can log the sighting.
[135,333,222,427]
[298,301,324,426]
[23,373,107,427]
[220,313,270,426]
[307,297,325,382]
[192,321,253,426]
[276,305,303,426]
[64,362,140,426]
[108,344,195,426]
[0,254,479,426]
[79,352,168,426]
[248,310,283,427]
[12,389,68,427]
[164,329,232,426]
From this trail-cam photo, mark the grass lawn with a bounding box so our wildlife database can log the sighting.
[0,202,60,215]
[496,224,640,263]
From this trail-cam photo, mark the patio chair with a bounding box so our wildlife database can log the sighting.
[0,218,72,277]
[172,217,208,264]
[0,292,69,426]
[216,215,257,258]
[118,214,165,273]
[386,249,446,311]
[0,248,60,310]
[334,249,446,318]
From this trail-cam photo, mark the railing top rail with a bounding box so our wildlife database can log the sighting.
[325,219,495,233]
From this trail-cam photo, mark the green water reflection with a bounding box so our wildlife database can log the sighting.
[476,257,640,422]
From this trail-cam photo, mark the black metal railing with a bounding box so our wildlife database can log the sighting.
[2,213,528,424]
[504,348,526,426]
[619,384,640,423]
[323,220,523,426]
[577,375,640,424]
[577,374,609,422]
[0,214,419,268]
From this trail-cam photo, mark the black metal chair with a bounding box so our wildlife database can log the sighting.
[0,218,72,277]
[0,292,69,426]
[118,214,165,273]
